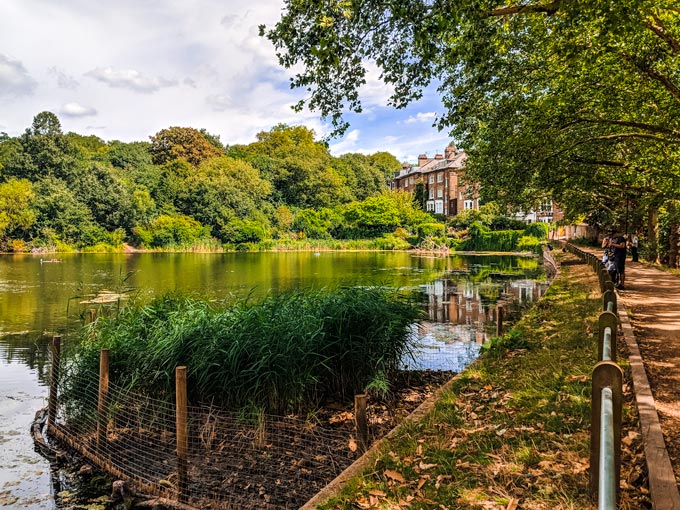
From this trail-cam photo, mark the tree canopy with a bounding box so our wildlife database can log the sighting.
[263,0,680,252]
[0,113,412,252]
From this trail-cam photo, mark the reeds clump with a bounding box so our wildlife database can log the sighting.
[61,287,422,415]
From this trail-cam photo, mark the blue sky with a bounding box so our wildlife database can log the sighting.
[0,0,454,163]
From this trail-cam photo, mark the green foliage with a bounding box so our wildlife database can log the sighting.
[461,222,522,252]
[292,208,338,239]
[31,177,97,245]
[179,156,273,242]
[62,287,423,414]
[0,178,36,247]
[133,214,211,248]
[416,222,445,239]
[516,236,542,254]
[264,0,680,263]
[523,222,549,240]
[149,126,224,166]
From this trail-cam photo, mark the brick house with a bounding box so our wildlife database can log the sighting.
[392,145,479,217]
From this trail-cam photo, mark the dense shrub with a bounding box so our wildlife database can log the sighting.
[133,214,211,248]
[523,222,549,239]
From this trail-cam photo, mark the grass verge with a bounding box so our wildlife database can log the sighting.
[318,253,650,510]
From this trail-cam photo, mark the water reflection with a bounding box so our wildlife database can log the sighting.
[0,252,549,509]
[407,267,548,371]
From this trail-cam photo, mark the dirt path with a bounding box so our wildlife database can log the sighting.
[616,260,680,489]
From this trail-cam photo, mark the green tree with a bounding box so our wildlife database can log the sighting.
[0,178,36,246]
[232,124,351,208]
[2,112,78,181]
[333,153,390,201]
[263,1,680,258]
[179,156,273,242]
[149,127,224,166]
[72,163,135,232]
[31,177,97,245]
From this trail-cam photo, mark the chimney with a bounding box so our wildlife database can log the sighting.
[434,153,444,160]
[445,145,457,159]
[417,154,429,167]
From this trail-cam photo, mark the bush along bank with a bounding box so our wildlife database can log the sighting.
[317,251,650,510]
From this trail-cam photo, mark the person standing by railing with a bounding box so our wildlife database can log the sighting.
[610,229,627,289]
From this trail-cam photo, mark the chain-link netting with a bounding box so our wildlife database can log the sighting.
[51,364,359,509]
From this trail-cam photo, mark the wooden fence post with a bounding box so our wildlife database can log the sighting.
[589,361,623,503]
[48,335,62,432]
[97,349,110,449]
[88,308,97,323]
[602,290,617,314]
[176,366,189,502]
[355,394,368,453]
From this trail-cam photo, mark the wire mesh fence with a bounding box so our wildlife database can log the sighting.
[48,352,360,510]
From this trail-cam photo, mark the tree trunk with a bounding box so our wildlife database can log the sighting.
[669,203,680,268]
[646,207,659,263]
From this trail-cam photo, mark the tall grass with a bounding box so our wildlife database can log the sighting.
[61,287,423,416]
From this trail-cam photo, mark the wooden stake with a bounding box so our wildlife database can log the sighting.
[97,349,110,449]
[354,394,368,453]
[176,366,189,502]
[48,335,61,432]
[88,308,97,323]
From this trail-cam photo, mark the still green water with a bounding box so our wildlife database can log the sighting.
[0,251,548,509]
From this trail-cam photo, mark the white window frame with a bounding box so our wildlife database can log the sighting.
[437,173,443,183]
[437,188,443,198]
[429,189,434,199]
[428,175,434,184]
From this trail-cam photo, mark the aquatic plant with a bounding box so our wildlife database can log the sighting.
[60,287,423,415]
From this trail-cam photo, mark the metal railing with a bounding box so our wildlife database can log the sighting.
[563,243,623,509]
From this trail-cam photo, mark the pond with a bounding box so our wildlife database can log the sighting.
[0,251,549,509]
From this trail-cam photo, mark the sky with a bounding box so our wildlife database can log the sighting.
[0,0,454,163]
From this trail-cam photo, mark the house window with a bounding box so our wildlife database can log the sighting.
[409,177,414,184]
[437,189,443,198]
[426,201,435,212]
[437,173,443,183]
[464,200,474,210]
[435,200,444,214]
[459,192,463,201]
[429,189,434,199]
[403,180,408,188]
[428,175,434,184]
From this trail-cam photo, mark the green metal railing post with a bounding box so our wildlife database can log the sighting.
[598,312,617,362]
[589,361,623,506]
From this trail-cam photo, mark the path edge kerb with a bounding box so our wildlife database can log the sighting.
[301,248,561,510]
[617,299,680,509]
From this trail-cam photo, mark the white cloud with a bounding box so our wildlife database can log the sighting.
[357,61,395,108]
[48,67,79,89]
[405,111,437,124]
[0,0,450,156]
[85,67,177,93]
[206,94,231,112]
[0,54,37,96]
[60,102,97,117]
[329,129,361,154]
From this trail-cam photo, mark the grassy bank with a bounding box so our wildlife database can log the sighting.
[319,253,649,510]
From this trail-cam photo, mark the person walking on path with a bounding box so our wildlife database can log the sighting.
[602,228,627,289]
[630,233,639,262]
